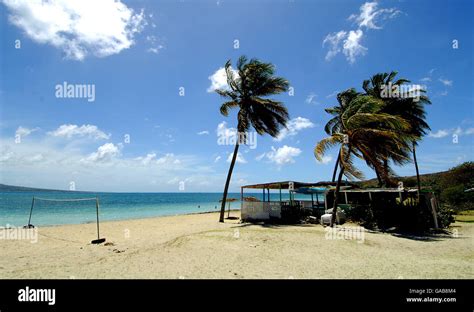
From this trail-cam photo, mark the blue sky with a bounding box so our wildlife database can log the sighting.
[0,0,472,192]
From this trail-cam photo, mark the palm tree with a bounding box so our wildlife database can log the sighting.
[323,88,359,181]
[215,56,290,222]
[362,71,431,191]
[315,94,412,226]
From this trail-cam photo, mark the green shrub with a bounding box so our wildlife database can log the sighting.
[441,185,474,211]
[345,195,451,234]
[436,205,455,228]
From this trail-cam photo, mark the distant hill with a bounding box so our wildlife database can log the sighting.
[357,162,473,211]
[355,170,450,188]
[0,184,76,192]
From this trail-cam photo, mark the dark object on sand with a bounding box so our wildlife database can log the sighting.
[220,198,238,219]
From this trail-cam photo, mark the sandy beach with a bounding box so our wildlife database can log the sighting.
[1,211,472,279]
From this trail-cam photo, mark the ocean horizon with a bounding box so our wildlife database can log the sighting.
[0,191,316,227]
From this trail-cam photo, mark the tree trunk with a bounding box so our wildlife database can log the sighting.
[331,160,345,227]
[412,141,421,198]
[383,158,389,187]
[219,142,240,222]
[374,167,383,187]
[331,153,340,182]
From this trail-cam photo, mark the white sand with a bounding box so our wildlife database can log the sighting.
[1,211,472,279]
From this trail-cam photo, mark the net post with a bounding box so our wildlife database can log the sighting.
[26,196,35,228]
[91,196,105,244]
[96,196,100,240]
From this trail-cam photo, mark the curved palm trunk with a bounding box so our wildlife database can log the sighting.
[374,168,383,187]
[331,153,340,182]
[383,158,389,187]
[412,141,421,198]
[331,159,345,227]
[219,141,240,222]
[331,147,350,227]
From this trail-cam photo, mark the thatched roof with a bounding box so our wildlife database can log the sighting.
[241,181,356,190]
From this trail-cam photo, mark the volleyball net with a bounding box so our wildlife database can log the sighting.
[24,196,106,244]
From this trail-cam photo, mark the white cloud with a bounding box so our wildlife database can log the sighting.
[15,126,38,138]
[420,77,431,82]
[156,153,181,165]
[429,127,474,138]
[0,135,217,192]
[342,29,367,64]
[2,0,146,61]
[305,92,317,105]
[27,153,44,163]
[323,30,347,61]
[274,117,315,141]
[428,130,449,138]
[348,1,401,30]
[147,47,163,54]
[207,66,238,93]
[227,152,247,164]
[323,29,367,64]
[214,155,221,163]
[439,90,448,96]
[326,91,339,98]
[84,143,121,162]
[255,153,266,161]
[324,2,400,64]
[197,130,209,135]
[263,145,301,166]
[453,127,474,136]
[146,35,164,54]
[48,124,110,140]
[135,152,156,165]
[439,78,453,87]
[316,155,333,165]
[464,128,474,135]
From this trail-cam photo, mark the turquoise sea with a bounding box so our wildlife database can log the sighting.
[0,191,314,226]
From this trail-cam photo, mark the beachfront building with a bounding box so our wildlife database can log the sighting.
[240,181,350,222]
[241,181,440,227]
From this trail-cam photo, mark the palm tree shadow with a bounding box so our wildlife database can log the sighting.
[232,221,317,229]
[388,229,462,242]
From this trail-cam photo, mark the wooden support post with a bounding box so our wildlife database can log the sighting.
[325,193,328,210]
[240,187,243,211]
[430,196,439,229]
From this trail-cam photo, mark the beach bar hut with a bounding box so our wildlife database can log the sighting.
[240,181,350,222]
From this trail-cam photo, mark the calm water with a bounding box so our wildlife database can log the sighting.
[0,191,315,226]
